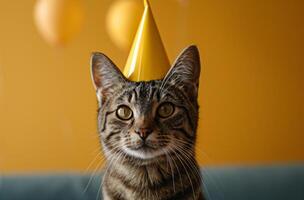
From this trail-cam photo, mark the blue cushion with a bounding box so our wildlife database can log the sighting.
[201,165,304,200]
[0,165,303,200]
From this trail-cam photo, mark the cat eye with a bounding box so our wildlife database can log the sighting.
[116,105,133,120]
[157,102,175,118]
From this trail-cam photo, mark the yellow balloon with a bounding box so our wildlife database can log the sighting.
[106,0,143,51]
[34,0,85,46]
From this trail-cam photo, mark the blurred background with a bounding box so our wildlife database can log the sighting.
[0,0,303,173]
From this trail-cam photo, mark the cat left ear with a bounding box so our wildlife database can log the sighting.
[90,52,127,104]
[162,45,201,100]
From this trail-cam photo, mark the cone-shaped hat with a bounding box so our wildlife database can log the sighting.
[123,0,170,81]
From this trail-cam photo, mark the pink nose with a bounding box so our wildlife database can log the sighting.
[134,128,152,140]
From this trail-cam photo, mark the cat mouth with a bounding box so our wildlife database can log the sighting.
[123,144,166,160]
[122,139,168,160]
[131,143,156,151]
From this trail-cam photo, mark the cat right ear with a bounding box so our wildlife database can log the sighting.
[90,52,127,104]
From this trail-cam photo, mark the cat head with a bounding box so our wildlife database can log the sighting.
[91,45,201,162]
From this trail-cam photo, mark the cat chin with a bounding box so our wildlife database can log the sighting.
[122,146,165,160]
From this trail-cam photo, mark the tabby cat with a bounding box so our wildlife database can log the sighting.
[91,45,204,200]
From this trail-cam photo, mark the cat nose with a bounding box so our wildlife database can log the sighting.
[134,128,153,140]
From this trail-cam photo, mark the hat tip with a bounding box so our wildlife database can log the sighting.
[144,0,149,7]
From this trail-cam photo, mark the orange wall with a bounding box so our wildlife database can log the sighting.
[0,0,303,172]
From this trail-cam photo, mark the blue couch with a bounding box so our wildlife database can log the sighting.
[0,165,303,200]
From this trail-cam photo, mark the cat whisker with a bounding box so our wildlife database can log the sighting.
[166,145,185,192]
[162,138,221,199]
[169,145,197,200]
[83,157,103,195]
[172,143,202,183]
[99,148,125,199]
[171,141,214,200]
[84,151,103,174]
[85,143,121,195]
[162,149,176,193]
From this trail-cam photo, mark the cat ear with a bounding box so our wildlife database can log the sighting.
[90,52,127,104]
[162,45,201,100]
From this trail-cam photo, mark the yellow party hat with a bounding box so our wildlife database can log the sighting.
[123,0,170,81]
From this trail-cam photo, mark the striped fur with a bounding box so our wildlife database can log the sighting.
[91,45,203,200]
